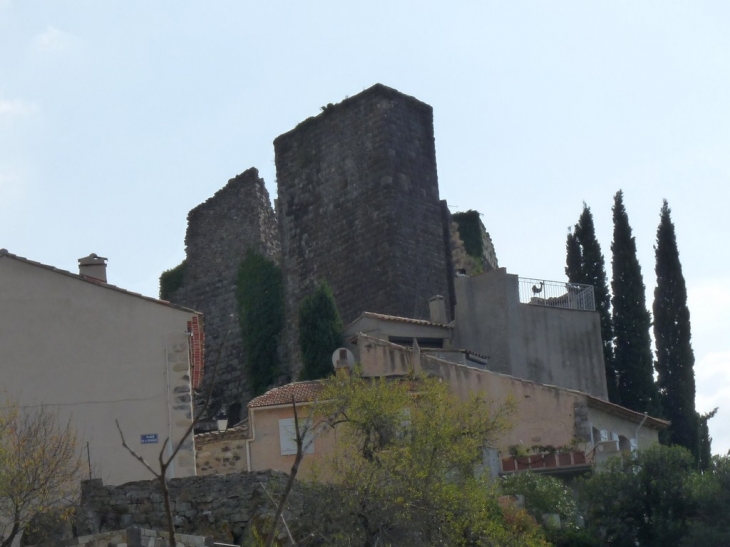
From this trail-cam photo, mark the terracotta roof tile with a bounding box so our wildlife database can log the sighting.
[359,311,449,328]
[248,381,324,408]
[194,420,250,444]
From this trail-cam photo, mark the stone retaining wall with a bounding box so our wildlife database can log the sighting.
[77,471,299,545]
[66,527,212,547]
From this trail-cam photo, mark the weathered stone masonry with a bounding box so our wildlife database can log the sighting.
[78,472,299,544]
[164,84,462,411]
[275,84,454,364]
[166,168,279,420]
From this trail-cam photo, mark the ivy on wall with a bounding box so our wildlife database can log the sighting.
[236,249,284,396]
[452,210,484,260]
[159,261,186,300]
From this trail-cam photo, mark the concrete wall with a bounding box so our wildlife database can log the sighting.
[453,269,608,398]
[0,256,196,485]
[166,168,280,420]
[275,84,453,368]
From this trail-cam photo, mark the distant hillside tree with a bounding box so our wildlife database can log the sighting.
[236,249,284,396]
[653,200,698,459]
[298,281,342,380]
[566,203,617,402]
[611,190,657,412]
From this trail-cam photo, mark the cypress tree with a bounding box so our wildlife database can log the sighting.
[299,281,343,380]
[565,231,582,283]
[611,190,657,412]
[698,408,718,471]
[653,200,698,458]
[566,203,617,402]
[236,249,284,396]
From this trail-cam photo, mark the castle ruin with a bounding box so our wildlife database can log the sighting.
[162,84,495,417]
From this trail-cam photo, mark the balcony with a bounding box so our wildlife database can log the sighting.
[501,450,591,474]
[518,278,595,312]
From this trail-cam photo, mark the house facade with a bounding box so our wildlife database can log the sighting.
[196,333,665,478]
[0,250,202,485]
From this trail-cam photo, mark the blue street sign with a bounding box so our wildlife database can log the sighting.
[141,433,159,444]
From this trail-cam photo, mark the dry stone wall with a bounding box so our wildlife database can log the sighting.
[166,168,279,419]
[275,84,453,367]
[66,527,213,547]
[77,472,299,545]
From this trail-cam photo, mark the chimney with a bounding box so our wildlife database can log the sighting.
[78,253,108,283]
[428,295,447,324]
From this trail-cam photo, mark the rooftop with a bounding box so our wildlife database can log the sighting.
[0,249,200,315]
[248,381,324,408]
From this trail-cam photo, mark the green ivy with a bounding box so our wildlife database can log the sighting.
[452,210,484,259]
[236,249,284,396]
[159,260,186,300]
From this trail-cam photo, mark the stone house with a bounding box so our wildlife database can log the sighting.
[0,249,202,485]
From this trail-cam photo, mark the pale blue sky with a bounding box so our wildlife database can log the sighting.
[2,1,728,453]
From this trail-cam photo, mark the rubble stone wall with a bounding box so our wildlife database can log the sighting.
[77,472,298,545]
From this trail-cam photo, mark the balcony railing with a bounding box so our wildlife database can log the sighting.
[518,278,595,312]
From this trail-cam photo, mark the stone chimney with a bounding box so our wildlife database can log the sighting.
[428,295,447,324]
[78,253,108,283]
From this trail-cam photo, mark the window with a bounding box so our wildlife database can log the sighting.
[278,418,315,456]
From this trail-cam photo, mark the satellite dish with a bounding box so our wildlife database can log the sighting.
[332,347,355,370]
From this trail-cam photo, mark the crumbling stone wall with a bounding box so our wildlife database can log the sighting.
[275,84,453,368]
[77,472,299,545]
[165,168,279,419]
[452,210,499,273]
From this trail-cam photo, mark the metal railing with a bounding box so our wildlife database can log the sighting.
[518,278,595,312]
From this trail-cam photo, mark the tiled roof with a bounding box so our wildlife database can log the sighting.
[586,395,670,429]
[194,420,250,444]
[0,249,200,315]
[356,311,450,328]
[248,381,324,408]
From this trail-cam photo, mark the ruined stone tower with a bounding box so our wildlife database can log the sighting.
[275,84,454,365]
[163,168,279,421]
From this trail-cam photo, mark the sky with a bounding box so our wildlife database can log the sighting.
[1,1,728,455]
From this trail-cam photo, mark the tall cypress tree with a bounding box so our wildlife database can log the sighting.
[299,281,343,380]
[566,203,617,402]
[611,190,657,412]
[653,200,698,459]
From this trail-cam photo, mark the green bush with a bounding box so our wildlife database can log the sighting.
[159,260,186,300]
